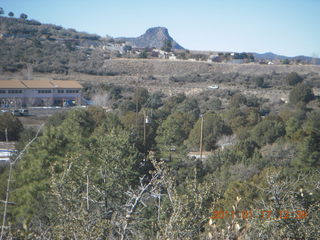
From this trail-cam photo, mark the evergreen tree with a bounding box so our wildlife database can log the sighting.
[186,112,231,151]
[289,83,314,104]
[286,72,303,86]
[0,112,24,141]
[156,112,195,151]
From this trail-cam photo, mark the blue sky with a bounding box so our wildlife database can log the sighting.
[1,0,319,57]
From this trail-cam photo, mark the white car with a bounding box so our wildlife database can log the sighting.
[208,85,219,89]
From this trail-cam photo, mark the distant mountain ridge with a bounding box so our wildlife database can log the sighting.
[253,52,320,64]
[116,27,184,50]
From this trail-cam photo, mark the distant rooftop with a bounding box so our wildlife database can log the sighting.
[0,80,83,89]
[0,80,27,89]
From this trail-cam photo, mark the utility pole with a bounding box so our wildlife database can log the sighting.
[199,115,204,161]
[86,175,89,211]
[143,110,147,160]
[5,128,8,142]
[135,76,141,131]
[135,92,139,131]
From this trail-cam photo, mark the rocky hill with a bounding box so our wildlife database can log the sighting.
[116,27,184,49]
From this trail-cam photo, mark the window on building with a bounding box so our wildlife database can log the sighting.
[0,90,6,94]
[58,89,64,93]
[8,90,22,94]
[38,90,52,94]
[66,89,80,93]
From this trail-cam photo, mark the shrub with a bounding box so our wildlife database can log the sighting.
[289,83,314,104]
[286,72,303,86]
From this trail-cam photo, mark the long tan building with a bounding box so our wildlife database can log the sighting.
[0,80,83,107]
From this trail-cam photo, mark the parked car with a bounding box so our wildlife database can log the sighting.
[12,109,21,116]
[11,109,29,116]
[19,109,29,116]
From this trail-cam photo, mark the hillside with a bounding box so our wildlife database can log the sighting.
[0,16,117,74]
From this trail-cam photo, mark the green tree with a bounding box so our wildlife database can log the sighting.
[289,83,314,104]
[133,87,149,111]
[109,85,123,100]
[281,59,290,64]
[8,11,14,17]
[229,93,247,108]
[120,110,158,153]
[254,76,264,88]
[139,50,148,58]
[20,13,28,20]
[208,97,222,110]
[305,111,320,134]
[156,112,195,150]
[286,72,303,86]
[45,111,68,127]
[292,111,320,170]
[224,106,260,132]
[292,133,320,170]
[87,106,118,125]
[0,112,24,141]
[250,118,285,146]
[48,128,141,239]
[0,7,4,15]
[285,117,302,140]
[146,91,164,109]
[186,112,232,151]
[176,98,200,120]
[161,93,186,115]
[119,100,136,113]
[236,140,259,158]
[10,108,141,231]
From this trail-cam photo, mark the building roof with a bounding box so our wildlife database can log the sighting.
[0,80,83,89]
[0,80,27,89]
[50,80,83,89]
[22,80,55,89]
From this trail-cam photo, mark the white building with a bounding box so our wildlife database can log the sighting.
[0,80,83,107]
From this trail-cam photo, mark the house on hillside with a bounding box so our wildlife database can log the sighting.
[152,49,168,59]
[168,54,177,60]
[0,80,83,108]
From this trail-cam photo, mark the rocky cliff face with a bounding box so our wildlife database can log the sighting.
[116,27,184,49]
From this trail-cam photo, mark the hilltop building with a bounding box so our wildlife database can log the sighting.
[0,80,83,108]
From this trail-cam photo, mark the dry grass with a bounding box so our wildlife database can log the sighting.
[1,59,319,102]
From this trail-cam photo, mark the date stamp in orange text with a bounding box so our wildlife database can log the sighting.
[210,210,308,220]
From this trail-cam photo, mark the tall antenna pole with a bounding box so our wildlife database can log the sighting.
[199,115,204,161]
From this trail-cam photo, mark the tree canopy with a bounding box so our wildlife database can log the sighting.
[0,112,23,141]
[186,112,232,151]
